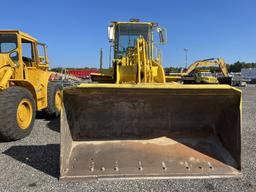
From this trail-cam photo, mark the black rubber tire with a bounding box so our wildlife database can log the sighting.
[45,81,62,117]
[0,86,36,141]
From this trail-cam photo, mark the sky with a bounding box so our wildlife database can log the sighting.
[1,0,256,68]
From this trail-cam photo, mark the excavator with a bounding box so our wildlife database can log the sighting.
[166,58,231,84]
[61,20,242,180]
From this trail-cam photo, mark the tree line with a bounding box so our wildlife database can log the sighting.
[165,61,256,73]
[50,67,98,73]
[227,61,256,72]
[51,61,256,73]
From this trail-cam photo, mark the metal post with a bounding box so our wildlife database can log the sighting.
[109,46,112,68]
[184,48,188,68]
[100,48,103,71]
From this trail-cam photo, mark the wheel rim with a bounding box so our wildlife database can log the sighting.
[55,90,62,112]
[17,98,33,129]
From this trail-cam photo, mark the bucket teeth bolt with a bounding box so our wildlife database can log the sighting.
[138,161,143,171]
[90,167,94,172]
[208,162,214,170]
[184,161,190,170]
[114,161,119,171]
[162,161,167,171]
[89,161,94,172]
[114,167,119,171]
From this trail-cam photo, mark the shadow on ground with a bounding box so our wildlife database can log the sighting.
[36,111,60,132]
[46,118,60,132]
[3,144,59,178]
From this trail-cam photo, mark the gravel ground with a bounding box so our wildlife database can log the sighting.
[0,87,255,192]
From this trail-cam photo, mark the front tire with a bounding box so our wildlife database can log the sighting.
[0,86,36,141]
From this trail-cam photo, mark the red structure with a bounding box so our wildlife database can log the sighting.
[66,69,99,79]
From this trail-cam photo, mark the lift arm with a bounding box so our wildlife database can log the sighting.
[184,58,228,77]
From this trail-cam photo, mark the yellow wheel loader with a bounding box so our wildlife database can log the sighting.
[0,30,62,141]
[61,20,242,180]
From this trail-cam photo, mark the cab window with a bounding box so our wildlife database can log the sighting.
[37,44,46,64]
[22,39,35,67]
[0,34,17,53]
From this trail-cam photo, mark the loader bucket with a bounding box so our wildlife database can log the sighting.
[60,83,241,180]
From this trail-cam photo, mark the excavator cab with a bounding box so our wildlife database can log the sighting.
[61,20,242,180]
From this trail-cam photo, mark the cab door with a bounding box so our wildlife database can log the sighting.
[21,38,50,110]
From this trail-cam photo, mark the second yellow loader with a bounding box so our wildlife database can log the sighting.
[60,20,242,180]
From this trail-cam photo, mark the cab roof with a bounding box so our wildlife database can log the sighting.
[111,21,158,27]
[0,30,38,42]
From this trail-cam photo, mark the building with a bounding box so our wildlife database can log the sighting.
[66,69,99,79]
[241,68,256,80]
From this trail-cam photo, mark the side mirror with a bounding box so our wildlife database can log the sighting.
[108,25,115,42]
[157,28,167,44]
[9,51,18,62]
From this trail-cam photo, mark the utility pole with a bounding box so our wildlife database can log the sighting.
[184,48,188,68]
[109,46,112,68]
[100,48,103,72]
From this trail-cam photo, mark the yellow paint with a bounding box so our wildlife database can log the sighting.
[93,20,166,83]
[78,82,241,93]
[55,90,62,112]
[165,75,182,82]
[0,67,14,89]
[113,37,165,84]
[16,98,33,129]
[0,30,54,110]
[197,76,219,84]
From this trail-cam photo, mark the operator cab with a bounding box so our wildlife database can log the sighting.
[114,23,150,58]
[108,19,167,59]
[0,30,49,69]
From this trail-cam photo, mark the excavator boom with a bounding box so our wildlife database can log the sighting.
[183,58,228,77]
[167,58,231,84]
